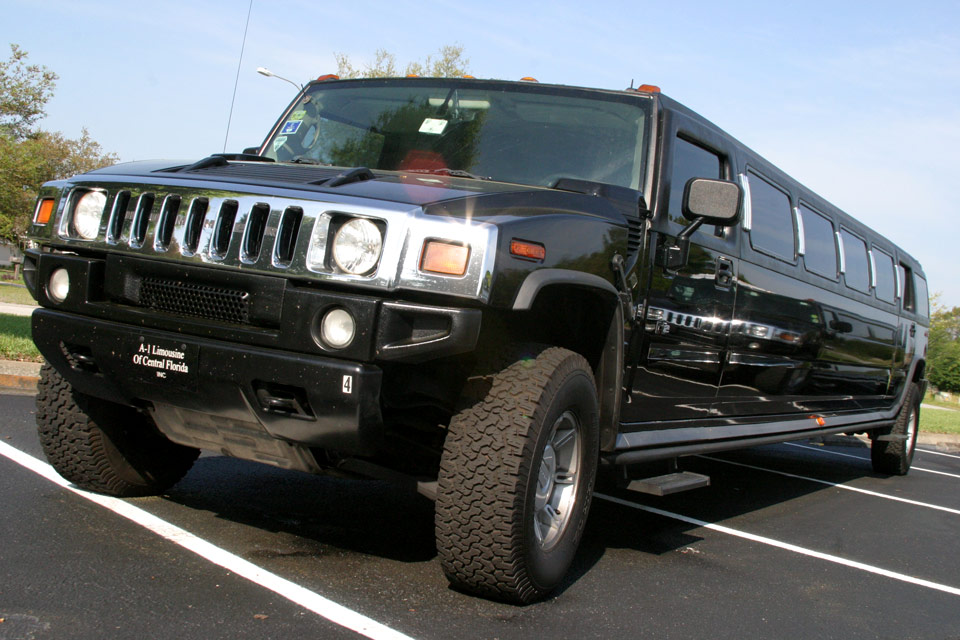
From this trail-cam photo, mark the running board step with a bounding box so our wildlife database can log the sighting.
[627,472,710,496]
[874,433,909,442]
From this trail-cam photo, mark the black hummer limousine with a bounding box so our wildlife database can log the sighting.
[25,77,929,603]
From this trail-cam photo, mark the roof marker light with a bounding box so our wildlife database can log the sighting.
[316,74,339,81]
[637,84,661,93]
[520,76,538,82]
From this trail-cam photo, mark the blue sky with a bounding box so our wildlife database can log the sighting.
[4,0,958,307]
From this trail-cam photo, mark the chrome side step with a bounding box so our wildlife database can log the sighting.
[627,471,710,496]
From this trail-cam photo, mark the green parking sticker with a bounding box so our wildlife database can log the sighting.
[290,110,307,120]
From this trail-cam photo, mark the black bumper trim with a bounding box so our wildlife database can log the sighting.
[32,308,384,454]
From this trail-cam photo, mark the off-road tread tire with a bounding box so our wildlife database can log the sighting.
[36,363,199,496]
[435,346,598,603]
[871,382,920,476]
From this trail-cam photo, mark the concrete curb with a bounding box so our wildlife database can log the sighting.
[0,360,41,393]
[0,372,39,393]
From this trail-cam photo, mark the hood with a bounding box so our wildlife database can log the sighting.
[81,157,640,225]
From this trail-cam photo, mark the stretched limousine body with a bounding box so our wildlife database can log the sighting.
[25,77,928,602]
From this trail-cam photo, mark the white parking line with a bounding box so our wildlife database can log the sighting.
[785,443,960,479]
[697,455,960,516]
[917,448,960,461]
[0,441,415,640]
[594,492,960,598]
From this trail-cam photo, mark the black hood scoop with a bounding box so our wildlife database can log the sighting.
[157,159,348,185]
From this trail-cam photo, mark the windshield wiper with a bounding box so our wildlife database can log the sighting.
[405,168,490,181]
[290,155,331,165]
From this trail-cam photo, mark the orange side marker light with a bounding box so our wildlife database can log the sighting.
[35,198,55,225]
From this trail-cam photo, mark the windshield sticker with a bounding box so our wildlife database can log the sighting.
[273,135,288,151]
[419,118,448,135]
[290,110,307,120]
[281,120,302,135]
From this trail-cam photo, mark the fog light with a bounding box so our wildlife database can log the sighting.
[320,308,355,349]
[48,267,70,303]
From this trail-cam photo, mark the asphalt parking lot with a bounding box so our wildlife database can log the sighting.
[2,390,959,639]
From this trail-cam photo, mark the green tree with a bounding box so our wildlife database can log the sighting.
[0,44,118,246]
[334,44,470,79]
[0,44,57,140]
[927,296,960,393]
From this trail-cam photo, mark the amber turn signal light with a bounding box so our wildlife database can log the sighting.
[421,241,469,276]
[34,198,55,225]
[510,239,546,262]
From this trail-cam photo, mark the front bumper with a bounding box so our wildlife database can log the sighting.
[34,308,385,468]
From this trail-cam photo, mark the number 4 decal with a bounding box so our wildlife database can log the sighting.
[342,375,353,394]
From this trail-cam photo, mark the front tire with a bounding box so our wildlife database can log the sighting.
[36,363,199,496]
[871,382,920,475]
[435,346,599,603]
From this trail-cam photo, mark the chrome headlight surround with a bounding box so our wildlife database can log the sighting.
[61,189,107,241]
[307,213,386,276]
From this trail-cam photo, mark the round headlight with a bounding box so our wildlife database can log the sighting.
[48,267,70,303]
[332,218,382,275]
[320,308,356,349]
[73,191,106,240]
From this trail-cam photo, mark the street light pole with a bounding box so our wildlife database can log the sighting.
[257,67,302,91]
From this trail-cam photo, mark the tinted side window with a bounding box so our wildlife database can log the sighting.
[915,275,929,319]
[799,204,836,278]
[748,171,794,261]
[840,230,870,293]
[669,137,721,224]
[900,263,915,311]
[873,249,896,303]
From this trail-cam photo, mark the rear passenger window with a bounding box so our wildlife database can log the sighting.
[900,263,915,311]
[872,249,896,303]
[669,136,721,225]
[840,230,870,293]
[799,204,836,278]
[915,275,929,318]
[747,171,794,261]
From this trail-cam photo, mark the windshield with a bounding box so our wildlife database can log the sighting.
[261,79,651,190]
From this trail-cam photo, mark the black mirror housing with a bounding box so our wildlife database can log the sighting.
[682,178,742,226]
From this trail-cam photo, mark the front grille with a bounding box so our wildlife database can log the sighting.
[140,277,250,324]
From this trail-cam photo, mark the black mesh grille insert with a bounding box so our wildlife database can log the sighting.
[139,277,250,324]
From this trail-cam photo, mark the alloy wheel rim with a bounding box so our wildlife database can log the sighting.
[533,410,581,551]
[905,407,918,458]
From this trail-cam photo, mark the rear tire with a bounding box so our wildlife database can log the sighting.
[435,346,599,603]
[36,363,199,496]
[871,382,920,475]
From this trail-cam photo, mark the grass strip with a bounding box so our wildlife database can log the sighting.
[0,283,37,306]
[0,313,41,362]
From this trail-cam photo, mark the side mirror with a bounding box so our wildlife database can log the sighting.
[681,178,742,226]
[656,178,743,271]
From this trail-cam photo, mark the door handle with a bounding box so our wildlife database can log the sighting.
[716,256,734,287]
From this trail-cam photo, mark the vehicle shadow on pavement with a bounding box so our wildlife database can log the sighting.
[159,438,890,603]
[164,455,438,563]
